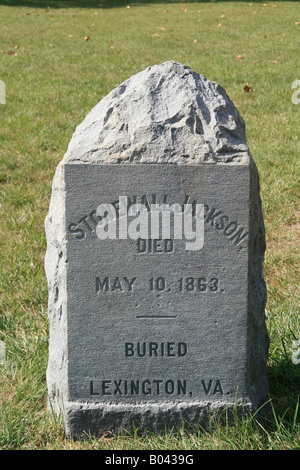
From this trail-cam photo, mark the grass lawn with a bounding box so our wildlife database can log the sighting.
[0,0,299,450]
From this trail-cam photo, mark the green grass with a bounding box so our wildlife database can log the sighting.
[0,1,299,450]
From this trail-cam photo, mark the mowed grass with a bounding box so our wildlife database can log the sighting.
[0,1,299,449]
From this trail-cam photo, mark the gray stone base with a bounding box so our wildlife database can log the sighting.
[49,399,264,438]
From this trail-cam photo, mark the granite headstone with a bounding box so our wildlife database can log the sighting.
[45,61,269,437]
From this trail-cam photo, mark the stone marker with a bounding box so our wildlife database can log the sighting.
[45,61,269,438]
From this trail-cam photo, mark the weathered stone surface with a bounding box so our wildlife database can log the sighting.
[45,61,268,438]
[65,61,250,165]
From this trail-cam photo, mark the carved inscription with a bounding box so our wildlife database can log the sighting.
[63,164,251,410]
[90,379,188,396]
[124,341,187,357]
[95,275,223,293]
[137,238,174,254]
[96,276,137,293]
[89,378,224,397]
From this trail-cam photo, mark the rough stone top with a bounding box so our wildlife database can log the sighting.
[64,61,251,165]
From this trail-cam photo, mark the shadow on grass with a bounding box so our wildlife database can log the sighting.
[124,360,300,440]
[267,359,300,418]
[0,0,298,9]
